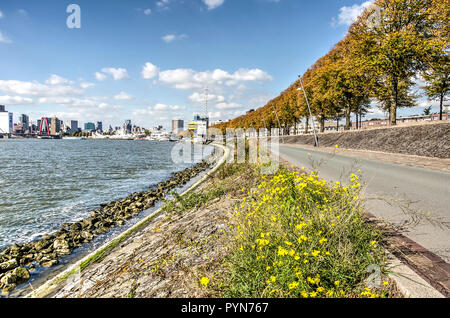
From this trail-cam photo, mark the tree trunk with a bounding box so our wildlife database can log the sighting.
[320,116,325,133]
[391,78,398,125]
[345,106,351,130]
[359,110,363,128]
[440,93,444,120]
[336,118,339,131]
[305,117,309,134]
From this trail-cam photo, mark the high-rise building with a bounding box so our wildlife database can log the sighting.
[66,120,78,132]
[50,116,61,135]
[172,119,184,135]
[123,120,132,134]
[0,106,13,134]
[96,121,103,132]
[19,114,30,133]
[84,122,96,131]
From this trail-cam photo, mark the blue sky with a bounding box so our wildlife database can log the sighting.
[0,0,434,129]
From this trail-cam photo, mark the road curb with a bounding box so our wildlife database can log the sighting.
[364,212,450,298]
[385,251,444,298]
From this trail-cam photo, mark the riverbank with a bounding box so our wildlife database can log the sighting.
[32,154,402,298]
[0,152,216,295]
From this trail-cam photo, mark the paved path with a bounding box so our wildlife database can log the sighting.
[274,144,450,263]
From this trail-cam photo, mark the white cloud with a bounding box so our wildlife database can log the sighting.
[45,74,73,86]
[132,103,186,116]
[159,68,272,90]
[189,92,225,103]
[153,103,186,111]
[100,67,129,80]
[0,11,3,19]
[144,8,152,15]
[216,102,242,110]
[80,82,95,89]
[203,0,225,10]
[156,0,170,10]
[0,95,34,105]
[332,1,373,27]
[162,33,187,43]
[95,72,107,81]
[0,80,83,97]
[114,91,133,100]
[0,31,11,44]
[141,62,159,79]
[162,34,176,43]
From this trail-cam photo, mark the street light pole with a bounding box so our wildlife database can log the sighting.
[272,104,285,143]
[298,75,319,147]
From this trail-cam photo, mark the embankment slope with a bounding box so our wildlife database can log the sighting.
[281,122,450,158]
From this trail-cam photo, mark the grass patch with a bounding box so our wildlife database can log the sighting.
[219,166,391,298]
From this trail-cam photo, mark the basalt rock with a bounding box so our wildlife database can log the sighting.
[0,259,18,274]
[34,240,50,251]
[41,259,58,267]
[0,267,30,293]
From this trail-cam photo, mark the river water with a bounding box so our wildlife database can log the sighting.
[0,139,212,251]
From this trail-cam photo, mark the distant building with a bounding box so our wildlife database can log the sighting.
[189,114,209,141]
[0,106,13,134]
[172,119,184,135]
[66,120,78,132]
[50,116,61,135]
[13,123,23,134]
[84,122,96,132]
[96,121,103,132]
[123,120,132,134]
[444,105,449,113]
[19,114,30,133]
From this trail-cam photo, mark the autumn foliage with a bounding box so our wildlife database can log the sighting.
[213,0,449,133]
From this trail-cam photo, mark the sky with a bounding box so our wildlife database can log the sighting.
[0,0,438,130]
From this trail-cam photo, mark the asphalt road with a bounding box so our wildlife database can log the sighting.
[273,144,450,263]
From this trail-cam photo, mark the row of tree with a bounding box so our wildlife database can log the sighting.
[213,0,448,133]
[72,131,93,137]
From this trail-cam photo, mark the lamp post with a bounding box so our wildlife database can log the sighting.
[272,105,284,143]
[297,75,319,147]
[261,114,267,136]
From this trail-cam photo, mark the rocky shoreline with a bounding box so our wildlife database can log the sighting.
[0,158,213,294]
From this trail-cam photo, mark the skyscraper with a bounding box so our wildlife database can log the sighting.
[66,120,78,132]
[172,119,184,135]
[19,114,30,133]
[123,120,132,134]
[96,121,103,132]
[50,116,61,135]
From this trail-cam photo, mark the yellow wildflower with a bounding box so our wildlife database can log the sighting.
[200,277,210,286]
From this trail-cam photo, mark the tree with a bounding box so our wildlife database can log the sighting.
[350,0,437,125]
[423,105,432,115]
[422,57,449,119]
